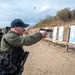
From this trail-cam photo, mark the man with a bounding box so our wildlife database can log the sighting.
[0,19,48,75]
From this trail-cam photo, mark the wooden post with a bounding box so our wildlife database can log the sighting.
[66,27,70,52]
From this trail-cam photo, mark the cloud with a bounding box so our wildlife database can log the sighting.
[37,4,50,13]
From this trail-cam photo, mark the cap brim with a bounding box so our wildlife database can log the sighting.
[23,23,29,28]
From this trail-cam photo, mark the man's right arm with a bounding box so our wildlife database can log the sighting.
[4,31,48,46]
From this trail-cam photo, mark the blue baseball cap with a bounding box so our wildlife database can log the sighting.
[11,19,29,28]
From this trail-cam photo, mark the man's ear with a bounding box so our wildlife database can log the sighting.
[14,27,17,30]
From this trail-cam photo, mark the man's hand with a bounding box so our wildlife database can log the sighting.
[40,30,48,38]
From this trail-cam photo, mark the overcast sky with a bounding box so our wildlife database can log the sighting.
[0,0,75,28]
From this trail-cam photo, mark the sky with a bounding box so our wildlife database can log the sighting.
[0,0,75,28]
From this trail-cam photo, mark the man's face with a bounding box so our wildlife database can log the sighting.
[16,27,25,35]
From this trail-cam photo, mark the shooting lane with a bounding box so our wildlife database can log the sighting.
[51,26,69,52]
[51,26,65,47]
[43,26,69,52]
[55,26,68,52]
[55,26,64,48]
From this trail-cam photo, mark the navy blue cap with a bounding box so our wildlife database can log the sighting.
[11,19,29,28]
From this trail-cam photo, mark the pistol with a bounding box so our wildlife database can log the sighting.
[40,28,53,32]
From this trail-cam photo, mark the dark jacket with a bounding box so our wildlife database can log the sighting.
[1,30,42,52]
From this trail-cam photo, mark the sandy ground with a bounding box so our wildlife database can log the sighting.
[22,40,75,75]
